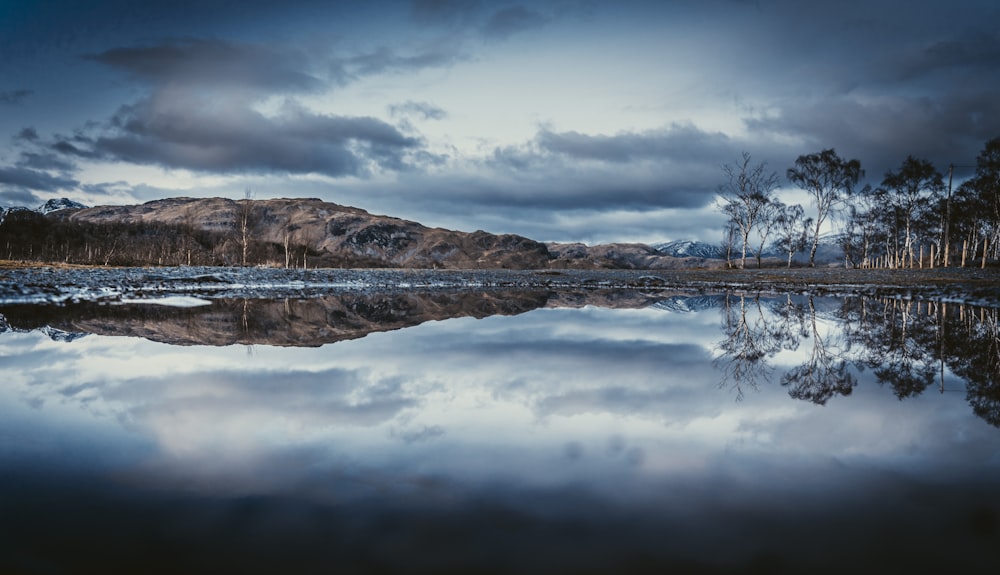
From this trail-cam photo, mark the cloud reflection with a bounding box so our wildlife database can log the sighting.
[2,291,1000,572]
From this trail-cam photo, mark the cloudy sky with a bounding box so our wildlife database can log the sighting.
[2,0,999,244]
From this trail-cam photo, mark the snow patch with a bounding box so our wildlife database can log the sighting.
[118,296,214,308]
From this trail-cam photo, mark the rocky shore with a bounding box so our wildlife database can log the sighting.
[1,265,999,307]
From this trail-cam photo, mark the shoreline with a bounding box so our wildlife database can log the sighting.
[2,265,999,307]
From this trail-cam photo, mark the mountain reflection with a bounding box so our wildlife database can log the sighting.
[0,291,556,347]
[2,289,999,426]
[0,289,674,347]
[713,293,1000,427]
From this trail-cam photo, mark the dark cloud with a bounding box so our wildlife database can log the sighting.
[481,5,550,39]
[899,30,1000,81]
[744,91,1000,180]
[15,127,38,141]
[0,188,43,207]
[388,100,448,120]
[17,151,78,173]
[0,165,78,192]
[393,424,446,444]
[411,0,558,40]
[469,123,788,213]
[80,181,135,198]
[536,124,736,164]
[338,45,465,82]
[723,9,1000,182]
[88,39,324,94]
[51,139,99,159]
[67,98,423,177]
[362,158,718,216]
[0,89,33,105]
[410,0,483,26]
[70,35,455,178]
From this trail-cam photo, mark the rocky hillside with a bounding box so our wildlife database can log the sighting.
[1,196,706,269]
[47,197,554,269]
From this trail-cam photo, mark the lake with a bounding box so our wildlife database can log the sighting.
[2,288,999,573]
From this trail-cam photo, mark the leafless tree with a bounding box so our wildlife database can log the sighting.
[787,149,863,266]
[717,152,780,269]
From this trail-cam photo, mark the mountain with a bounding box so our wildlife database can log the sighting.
[0,312,89,342]
[54,197,553,269]
[653,237,845,266]
[0,196,719,269]
[0,206,27,227]
[38,198,88,214]
[652,240,725,259]
[1,198,89,226]
[547,242,724,270]
[11,196,860,269]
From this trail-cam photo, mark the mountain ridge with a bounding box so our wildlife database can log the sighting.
[1,196,840,268]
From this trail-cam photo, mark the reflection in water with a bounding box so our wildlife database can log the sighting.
[712,293,1000,427]
[0,289,666,347]
[1,290,1000,573]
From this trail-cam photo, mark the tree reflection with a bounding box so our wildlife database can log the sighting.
[715,294,772,400]
[714,293,807,401]
[848,298,937,399]
[779,296,856,405]
[947,307,1000,426]
[713,292,1000,426]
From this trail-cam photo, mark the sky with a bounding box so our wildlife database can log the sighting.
[2,0,999,244]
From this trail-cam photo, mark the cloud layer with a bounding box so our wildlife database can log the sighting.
[1,0,999,243]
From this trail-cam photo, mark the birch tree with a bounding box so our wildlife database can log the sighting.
[717,152,780,269]
[786,149,863,267]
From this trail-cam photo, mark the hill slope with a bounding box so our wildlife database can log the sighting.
[2,196,727,269]
[58,197,554,269]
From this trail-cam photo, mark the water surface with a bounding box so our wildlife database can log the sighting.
[2,290,998,573]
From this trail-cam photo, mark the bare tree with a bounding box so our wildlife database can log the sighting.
[751,200,782,268]
[237,188,255,267]
[957,137,1000,266]
[772,202,812,268]
[787,149,864,267]
[880,156,944,268]
[721,221,738,269]
[840,185,884,268]
[717,152,780,269]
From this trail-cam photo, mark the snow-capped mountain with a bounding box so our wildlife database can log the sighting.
[0,314,89,342]
[0,206,32,226]
[0,198,87,224]
[1,198,88,226]
[650,294,727,313]
[653,236,845,264]
[37,198,87,214]
[651,240,725,259]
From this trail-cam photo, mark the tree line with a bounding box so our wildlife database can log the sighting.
[0,208,355,268]
[718,136,1000,269]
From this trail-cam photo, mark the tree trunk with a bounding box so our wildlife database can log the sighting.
[808,221,821,267]
[983,236,989,269]
[740,229,749,269]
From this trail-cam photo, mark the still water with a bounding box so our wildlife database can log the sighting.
[1,290,999,573]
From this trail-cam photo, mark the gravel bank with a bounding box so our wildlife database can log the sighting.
[1,266,998,306]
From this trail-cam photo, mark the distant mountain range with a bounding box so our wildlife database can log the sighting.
[0,198,88,225]
[652,240,726,259]
[653,238,843,265]
[0,197,842,269]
